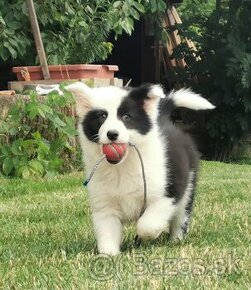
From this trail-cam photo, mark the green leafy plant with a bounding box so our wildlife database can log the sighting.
[167,0,251,160]
[0,88,79,178]
[0,0,166,65]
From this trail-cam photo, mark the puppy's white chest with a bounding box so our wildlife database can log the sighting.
[88,164,145,215]
[88,152,166,222]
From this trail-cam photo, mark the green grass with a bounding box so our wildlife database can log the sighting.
[0,161,251,289]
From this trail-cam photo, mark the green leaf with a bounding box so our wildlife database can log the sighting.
[29,160,44,175]
[130,7,140,20]
[64,116,75,127]
[39,104,53,114]
[62,125,77,137]
[113,1,122,9]
[32,131,42,140]
[150,0,157,13]
[9,127,18,136]
[21,2,28,14]
[132,2,145,13]
[0,16,6,26]
[21,124,31,133]
[0,47,9,61]
[48,157,63,171]
[11,139,23,155]
[3,42,17,59]
[53,116,67,127]
[85,5,94,14]
[1,145,10,157]
[7,21,20,30]
[21,166,31,179]
[65,2,75,15]
[51,139,64,152]
[157,0,166,12]
[27,105,39,119]
[37,108,46,118]
[12,156,21,169]
[2,157,13,175]
[121,18,134,34]
[78,21,88,28]
[65,141,74,151]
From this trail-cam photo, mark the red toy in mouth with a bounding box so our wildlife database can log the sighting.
[102,143,128,164]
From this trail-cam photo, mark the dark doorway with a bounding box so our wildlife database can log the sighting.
[0,61,17,90]
[104,19,158,86]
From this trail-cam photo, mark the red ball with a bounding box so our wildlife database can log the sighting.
[102,143,127,163]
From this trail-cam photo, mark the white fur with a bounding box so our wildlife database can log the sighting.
[147,84,166,99]
[169,88,215,110]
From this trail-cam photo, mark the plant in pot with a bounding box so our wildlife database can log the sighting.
[0,0,167,82]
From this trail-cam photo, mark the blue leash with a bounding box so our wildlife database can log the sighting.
[83,155,106,187]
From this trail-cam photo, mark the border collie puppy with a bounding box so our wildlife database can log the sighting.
[67,83,214,255]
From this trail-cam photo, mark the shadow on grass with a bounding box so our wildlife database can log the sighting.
[120,231,191,253]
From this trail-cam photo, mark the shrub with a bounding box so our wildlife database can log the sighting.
[167,0,251,160]
[0,88,79,178]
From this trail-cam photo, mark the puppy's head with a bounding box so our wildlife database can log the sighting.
[67,82,165,146]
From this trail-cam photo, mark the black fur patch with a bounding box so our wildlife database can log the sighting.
[82,109,108,142]
[117,86,152,135]
[157,102,199,205]
[166,126,198,203]
[126,84,152,102]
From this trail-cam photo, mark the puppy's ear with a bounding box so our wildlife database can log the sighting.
[128,84,165,113]
[66,82,93,116]
[143,84,166,112]
[147,85,166,100]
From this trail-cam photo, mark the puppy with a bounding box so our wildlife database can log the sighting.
[67,83,214,255]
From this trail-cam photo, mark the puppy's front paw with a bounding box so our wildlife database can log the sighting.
[136,216,163,240]
[98,241,120,256]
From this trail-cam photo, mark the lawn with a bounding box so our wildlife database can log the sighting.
[0,161,250,289]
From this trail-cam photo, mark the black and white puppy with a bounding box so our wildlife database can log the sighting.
[67,83,215,255]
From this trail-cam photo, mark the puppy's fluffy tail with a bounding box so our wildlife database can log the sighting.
[168,88,215,110]
[159,88,215,116]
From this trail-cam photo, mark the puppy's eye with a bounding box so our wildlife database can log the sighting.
[100,114,107,119]
[122,113,131,121]
[99,113,107,120]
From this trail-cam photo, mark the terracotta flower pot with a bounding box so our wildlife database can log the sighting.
[12,64,119,81]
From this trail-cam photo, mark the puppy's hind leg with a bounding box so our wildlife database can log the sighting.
[169,205,190,241]
[169,171,196,241]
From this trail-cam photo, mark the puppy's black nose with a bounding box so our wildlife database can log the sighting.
[107,130,119,141]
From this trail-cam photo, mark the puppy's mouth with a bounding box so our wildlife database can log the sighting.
[102,143,128,164]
